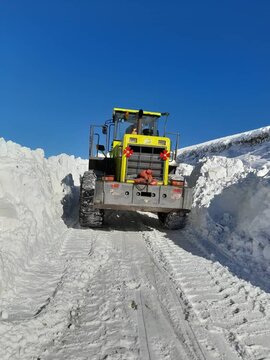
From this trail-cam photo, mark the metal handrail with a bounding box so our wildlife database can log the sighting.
[165,131,180,161]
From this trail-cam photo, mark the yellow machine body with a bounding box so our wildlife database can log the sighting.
[112,134,170,185]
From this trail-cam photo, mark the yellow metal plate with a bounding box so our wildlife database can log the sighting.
[113,107,161,117]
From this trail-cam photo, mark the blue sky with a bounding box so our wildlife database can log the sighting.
[1,0,269,157]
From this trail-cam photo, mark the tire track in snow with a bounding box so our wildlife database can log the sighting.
[144,226,270,360]
[107,213,212,360]
[103,211,239,359]
[123,231,202,360]
[116,232,151,360]
[106,214,200,359]
[43,230,140,360]
[0,227,71,322]
[39,218,212,360]
[0,228,110,359]
[182,233,270,360]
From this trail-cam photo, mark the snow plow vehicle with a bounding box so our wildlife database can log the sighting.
[79,108,193,229]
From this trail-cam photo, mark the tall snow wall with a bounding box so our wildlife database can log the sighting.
[0,138,87,296]
[177,126,270,277]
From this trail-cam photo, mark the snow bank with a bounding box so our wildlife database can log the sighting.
[1,124,270,298]
[0,138,87,296]
[178,126,270,277]
[178,125,270,164]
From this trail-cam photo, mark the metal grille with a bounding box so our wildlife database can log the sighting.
[126,146,165,180]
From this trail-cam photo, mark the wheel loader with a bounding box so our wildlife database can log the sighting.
[79,108,193,229]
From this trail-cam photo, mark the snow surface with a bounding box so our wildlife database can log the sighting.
[1,127,270,360]
[177,126,270,281]
[0,138,87,296]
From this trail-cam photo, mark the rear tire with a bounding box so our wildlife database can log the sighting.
[79,170,104,228]
[158,211,188,230]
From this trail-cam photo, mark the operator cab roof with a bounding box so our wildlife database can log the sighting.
[113,108,162,124]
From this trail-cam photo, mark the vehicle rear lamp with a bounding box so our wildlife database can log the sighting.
[111,183,120,189]
[158,140,166,146]
[102,175,115,181]
[129,137,137,143]
[173,188,182,194]
[171,180,185,187]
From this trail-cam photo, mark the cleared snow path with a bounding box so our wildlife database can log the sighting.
[1,212,269,359]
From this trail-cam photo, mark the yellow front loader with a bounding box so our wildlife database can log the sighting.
[79,108,193,229]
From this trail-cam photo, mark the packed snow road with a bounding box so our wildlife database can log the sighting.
[1,211,270,360]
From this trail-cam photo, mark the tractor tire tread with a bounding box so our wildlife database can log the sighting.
[79,170,104,228]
